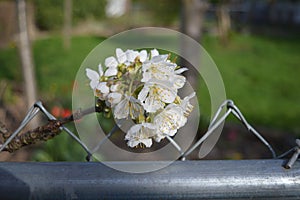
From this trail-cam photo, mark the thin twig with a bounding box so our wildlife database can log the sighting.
[0,105,102,153]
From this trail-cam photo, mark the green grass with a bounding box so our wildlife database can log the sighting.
[201,33,300,133]
[33,36,105,105]
[0,43,21,81]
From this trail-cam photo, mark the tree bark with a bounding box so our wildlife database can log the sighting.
[16,0,39,128]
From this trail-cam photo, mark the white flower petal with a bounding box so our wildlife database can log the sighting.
[104,67,118,76]
[105,56,118,68]
[114,98,129,119]
[129,99,144,119]
[154,134,165,142]
[140,138,152,147]
[168,129,178,137]
[139,50,147,62]
[172,75,186,89]
[151,55,168,63]
[96,82,109,94]
[126,50,139,62]
[86,68,99,81]
[154,105,187,137]
[175,67,188,74]
[180,92,195,116]
[127,140,140,148]
[98,64,104,77]
[127,124,142,136]
[151,49,159,57]
[108,92,122,106]
[141,71,151,82]
[138,85,150,102]
[158,87,177,103]
[144,96,164,113]
[125,123,155,148]
[89,80,98,89]
[116,48,127,63]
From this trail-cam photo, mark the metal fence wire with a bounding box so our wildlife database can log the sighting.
[0,99,299,169]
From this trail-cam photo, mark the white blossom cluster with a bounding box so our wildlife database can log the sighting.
[86,48,195,148]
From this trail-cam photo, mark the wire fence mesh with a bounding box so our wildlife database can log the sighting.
[0,100,299,168]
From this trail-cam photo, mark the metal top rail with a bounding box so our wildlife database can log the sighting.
[0,160,299,199]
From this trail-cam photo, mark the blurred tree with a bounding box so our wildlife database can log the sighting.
[181,0,208,42]
[33,0,63,30]
[33,0,106,31]
[134,0,181,26]
[180,0,209,87]
[63,0,72,49]
[16,0,39,127]
[72,0,106,21]
[212,0,231,45]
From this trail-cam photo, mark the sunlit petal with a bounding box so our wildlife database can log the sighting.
[158,87,176,103]
[151,55,168,63]
[172,75,186,89]
[104,67,118,76]
[138,85,150,102]
[139,50,147,62]
[125,123,156,148]
[116,48,127,63]
[126,50,139,62]
[175,67,188,74]
[86,68,99,81]
[96,82,109,94]
[98,64,104,77]
[105,56,118,68]
[151,49,159,57]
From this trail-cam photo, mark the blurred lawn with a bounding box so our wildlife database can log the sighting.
[0,33,299,160]
[201,33,300,133]
[34,36,105,105]
[0,36,105,105]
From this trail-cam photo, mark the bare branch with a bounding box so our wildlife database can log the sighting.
[0,104,103,153]
[2,120,62,153]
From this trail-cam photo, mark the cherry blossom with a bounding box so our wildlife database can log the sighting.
[86,48,195,148]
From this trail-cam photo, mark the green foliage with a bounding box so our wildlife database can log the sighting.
[33,0,106,31]
[32,0,180,30]
[33,0,63,30]
[72,0,106,22]
[134,0,181,25]
[33,36,105,102]
[0,44,21,81]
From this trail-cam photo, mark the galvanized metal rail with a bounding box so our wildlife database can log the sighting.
[0,160,299,199]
